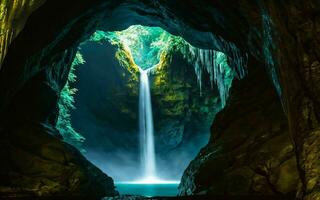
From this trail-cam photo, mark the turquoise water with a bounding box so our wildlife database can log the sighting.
[115,183,179,197]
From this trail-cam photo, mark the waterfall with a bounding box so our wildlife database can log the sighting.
[139,69,157,180]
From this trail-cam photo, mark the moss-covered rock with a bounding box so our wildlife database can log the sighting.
[150,53,221,151]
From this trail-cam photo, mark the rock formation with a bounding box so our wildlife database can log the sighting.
[179,60,299,197]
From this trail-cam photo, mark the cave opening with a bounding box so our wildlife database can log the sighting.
[56,25,246,196]
[1,1,317,199]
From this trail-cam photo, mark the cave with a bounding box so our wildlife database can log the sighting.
[0,1,319,200]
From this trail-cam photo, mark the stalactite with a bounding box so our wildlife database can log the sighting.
[181,43,247,108]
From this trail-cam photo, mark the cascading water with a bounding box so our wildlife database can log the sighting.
[136,68,179,184]
[139,69,157,181]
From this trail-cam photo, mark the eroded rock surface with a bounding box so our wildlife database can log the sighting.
[0,123,117,199]
[179,62,300,197]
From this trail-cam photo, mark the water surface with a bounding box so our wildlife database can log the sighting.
[115,183,179,197]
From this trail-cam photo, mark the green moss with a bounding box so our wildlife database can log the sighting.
[90,26,237,110]
[56,52,85,151]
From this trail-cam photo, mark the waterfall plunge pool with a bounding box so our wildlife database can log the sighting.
[115,181,180,197]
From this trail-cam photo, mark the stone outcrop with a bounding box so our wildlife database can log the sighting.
[0,123,117,199]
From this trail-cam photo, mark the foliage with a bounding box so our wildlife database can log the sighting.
[95,25,240,107]
[91,26,184,71]
[56,52,85,151]
[55,25,246,151]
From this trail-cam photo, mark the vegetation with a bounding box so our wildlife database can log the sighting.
[56,25,244,150]
[56,52,85,151]
[99,25,238,107]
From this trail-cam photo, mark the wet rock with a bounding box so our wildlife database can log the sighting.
[158,120,184,149]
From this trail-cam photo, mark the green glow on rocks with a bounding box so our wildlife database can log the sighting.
[91,25,184,70]
[56,52,85,151]
[92,25,242,107]
[57,25,247,150]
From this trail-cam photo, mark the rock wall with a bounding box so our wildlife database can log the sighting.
[179,60,299,197]
[151,53,221,151]
[0,0,46,67]
[0,123,117,199]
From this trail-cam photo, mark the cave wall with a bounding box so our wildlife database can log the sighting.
[0,0,319,199]
[0,123,116,198]
[263,2,320,199]
[179,60,299,197]
[0,0,46,67]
